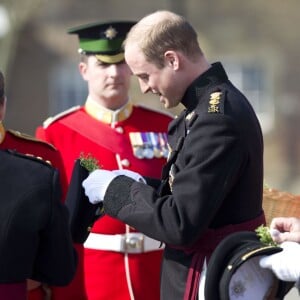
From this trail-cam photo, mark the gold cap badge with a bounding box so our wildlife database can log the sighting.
[105,26,117,39]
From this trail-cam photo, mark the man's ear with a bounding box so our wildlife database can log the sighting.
[79,62,88,81]
[164,50,179,70]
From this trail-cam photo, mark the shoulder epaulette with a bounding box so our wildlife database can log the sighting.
[13,150,53,166]
[43,105,81,128]
[23,153,53,166]
[7,129,57,150]
[6,149,52,166]
[135,104,174,118]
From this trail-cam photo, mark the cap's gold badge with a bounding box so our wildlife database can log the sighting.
[105,26,118,40]
[208,92,222,113]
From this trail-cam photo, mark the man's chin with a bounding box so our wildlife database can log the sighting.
[159,96,167,107]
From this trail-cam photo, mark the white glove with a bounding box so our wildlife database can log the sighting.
[259,241,300,282]
[82,170,117,204]
[112,169,146,183]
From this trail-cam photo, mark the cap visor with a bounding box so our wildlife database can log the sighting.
[95,53,125,64]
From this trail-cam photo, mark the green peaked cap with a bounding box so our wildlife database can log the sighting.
[68,21,136,63]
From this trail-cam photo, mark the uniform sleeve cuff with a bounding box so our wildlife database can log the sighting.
[103,175,135,217]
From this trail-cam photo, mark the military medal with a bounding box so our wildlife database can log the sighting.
[130,132,169,159]
[149,132,162,158]
[159,133,169,158]
[129,132,144,159]
[141,132,154,159]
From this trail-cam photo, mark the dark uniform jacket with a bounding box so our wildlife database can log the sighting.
[0,128,68,199]
[0,150,77,285]
[99,62,265,299]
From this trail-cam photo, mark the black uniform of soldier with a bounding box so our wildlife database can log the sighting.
[81,11,266,300]
[96,62,265,299]
[0,150,77,299]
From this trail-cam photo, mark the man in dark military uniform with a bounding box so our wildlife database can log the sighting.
[35,21,172,300]
[0,149,77,300]
[0,71,69,300]
[82,11,266,300]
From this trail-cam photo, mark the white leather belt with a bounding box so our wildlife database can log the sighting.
[84,232,164,253]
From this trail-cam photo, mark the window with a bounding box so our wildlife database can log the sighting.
[223,60,274,133]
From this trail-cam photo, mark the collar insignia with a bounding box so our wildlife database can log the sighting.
[185,111,195,121]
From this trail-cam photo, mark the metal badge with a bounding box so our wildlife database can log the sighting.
[104,26,118,39]
[168,164,178,192]
[208,91,222,113]
[185,111,195,121]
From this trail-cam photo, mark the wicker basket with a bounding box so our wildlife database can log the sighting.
[263,188,300,226]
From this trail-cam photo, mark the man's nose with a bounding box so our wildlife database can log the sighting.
[107,64,119,76]
[139,80,150,94]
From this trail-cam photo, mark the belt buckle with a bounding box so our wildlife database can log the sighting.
[122,233,144,253]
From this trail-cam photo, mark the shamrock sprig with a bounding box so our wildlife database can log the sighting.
[79,152,104,215]
[255,224,278,246]
[79,152,101,172]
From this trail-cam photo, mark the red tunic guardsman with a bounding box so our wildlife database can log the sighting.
[36,100,173,300]
[36,19,173,300]
[37,17,172,300]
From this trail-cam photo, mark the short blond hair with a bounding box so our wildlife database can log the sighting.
[124,10,202,68]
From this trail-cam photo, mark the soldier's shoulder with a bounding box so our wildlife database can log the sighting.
[42,106,81,128]
[135,104,174,119]
[7,129,57,151]
[3,149,53,168]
